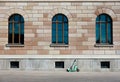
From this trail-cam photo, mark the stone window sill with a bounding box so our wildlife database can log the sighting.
[6,44,24,47]
[94,44,113,47]
[50,44,69,47]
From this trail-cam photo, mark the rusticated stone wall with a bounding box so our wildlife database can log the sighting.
[0,1,120,55]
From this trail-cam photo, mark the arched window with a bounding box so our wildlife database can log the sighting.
[96,14,113,45]
[8,14,24,45]
[52,14,68,45]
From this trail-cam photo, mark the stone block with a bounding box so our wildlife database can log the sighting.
[25,34,35,37]
[93,2,104,5]
[60,50,71,54]
[61,3,71,6]
[44,30,51,33]
[36,30,44,33]
[38,50,49,54]
[33,6,43,9]
[94,50,105,55]
[33,14,43,17]
[116,50,120,55]
[82,50,93,54]
[77,6,88,9]
[27,50,37,55]
[82,41,94,46]
[77,14,88,18]
[82,2,93,6]
[105,50,115,55]
[38,42,50,46]
[77,29,88,33]
[39,3,48,6]
[0,14,5,18]
[105,2,114,5]
[16,50,27,55]
[33,22,43,25]
[16,3,27,6]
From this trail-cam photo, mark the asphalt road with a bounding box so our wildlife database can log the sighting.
[0,71,120,82]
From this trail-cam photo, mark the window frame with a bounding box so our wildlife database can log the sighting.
[95,14,113,47]
[51,14,69,47]
[6,13,24,47]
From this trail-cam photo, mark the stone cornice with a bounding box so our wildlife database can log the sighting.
[0,55,120,59]
[0,0,120,2]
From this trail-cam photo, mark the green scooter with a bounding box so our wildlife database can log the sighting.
[66,59,79,72]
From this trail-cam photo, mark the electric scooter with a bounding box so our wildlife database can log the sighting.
[66,59,79,72]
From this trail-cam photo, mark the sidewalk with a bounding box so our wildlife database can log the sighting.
[0,70,120,82]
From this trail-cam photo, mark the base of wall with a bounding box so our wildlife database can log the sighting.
[0,55,120,72]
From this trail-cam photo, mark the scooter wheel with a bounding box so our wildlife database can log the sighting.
[77,69,79,72]
[66,69,69,72]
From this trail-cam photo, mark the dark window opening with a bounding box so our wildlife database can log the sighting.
[10,61,19,68]
[55,61,64,68]
[101,61,110,68]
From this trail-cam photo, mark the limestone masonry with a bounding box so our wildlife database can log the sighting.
[0,0,120,71]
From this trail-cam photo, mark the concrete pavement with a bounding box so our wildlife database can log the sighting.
[0,71,120,82]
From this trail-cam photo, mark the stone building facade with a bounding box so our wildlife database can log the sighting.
[0,0,120,71]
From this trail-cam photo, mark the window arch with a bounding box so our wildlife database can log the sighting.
[8,14,24,45]
[52,14,68,45]
[96,14,113,45]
